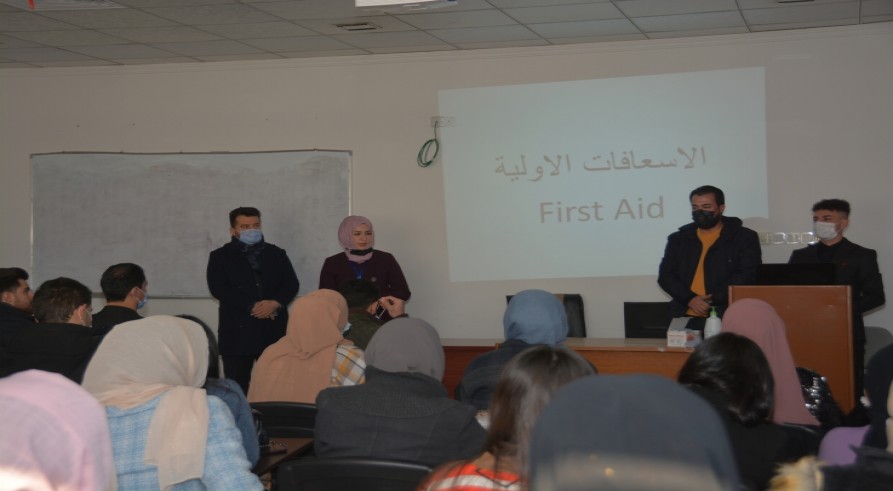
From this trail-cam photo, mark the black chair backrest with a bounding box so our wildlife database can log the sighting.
[505,293,587,338]
[623,301,672,338]
[276,458,434,491]
[249,401,317,438]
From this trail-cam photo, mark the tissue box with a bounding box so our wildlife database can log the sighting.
[667,329,701,347]
[666,317,701,347]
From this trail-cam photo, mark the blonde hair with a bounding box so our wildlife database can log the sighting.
[769,457,824,491]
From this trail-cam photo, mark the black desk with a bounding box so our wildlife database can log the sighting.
[252,437,314,476]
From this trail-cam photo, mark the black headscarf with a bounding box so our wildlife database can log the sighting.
[529,374,740,491]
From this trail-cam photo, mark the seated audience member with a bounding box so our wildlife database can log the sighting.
[819,426,871,467]
[0,369,116,491]
[456,289,568,409]
[722,298,821,427]
[679,332,819,490]
[529,374,741,491]
[81,316,263,490]
[0,267,36,348]
[420,346,596,491]
[862,342,893,450]
[315,317,486,466]
[817,342,893,466]
[770,381,893,491]
[0,277,104,383]
[180,314,259,467]
[91,262,147,332]
[248,289,365,403]
[338,279,407,350]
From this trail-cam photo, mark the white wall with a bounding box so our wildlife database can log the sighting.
[2,23,892,339]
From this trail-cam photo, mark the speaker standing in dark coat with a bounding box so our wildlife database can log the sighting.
[207,207,300,394]
[789,199,885,399]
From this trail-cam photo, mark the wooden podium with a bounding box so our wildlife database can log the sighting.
[729,285,854,413]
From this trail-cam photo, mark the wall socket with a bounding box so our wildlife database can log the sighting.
[431,116,455,128]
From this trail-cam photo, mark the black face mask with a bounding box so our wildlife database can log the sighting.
[692,210,721,229]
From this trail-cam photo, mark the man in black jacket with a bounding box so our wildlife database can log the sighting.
[207,207,300,394]
[658,185,762,324]
[91,262,146,332]
[0,277,103,383]
[789,198,885,398]
[0,267,35,348]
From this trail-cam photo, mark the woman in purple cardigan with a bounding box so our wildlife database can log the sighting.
[318,216,411,302]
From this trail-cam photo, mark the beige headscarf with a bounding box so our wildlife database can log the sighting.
[248,289,349,403]
[82,316,210,491]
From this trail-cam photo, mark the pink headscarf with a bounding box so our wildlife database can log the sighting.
[722,299,819,426]
[0,370,117,491]
[338,215,375,264]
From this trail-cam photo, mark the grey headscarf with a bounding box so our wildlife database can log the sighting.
[530,374,741,491]
[365,317,445,381]
[503,289,568,345]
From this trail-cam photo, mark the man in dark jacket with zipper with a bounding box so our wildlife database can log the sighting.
[658,185,762,324]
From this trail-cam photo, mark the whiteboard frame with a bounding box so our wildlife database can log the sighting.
[31,150,352,298]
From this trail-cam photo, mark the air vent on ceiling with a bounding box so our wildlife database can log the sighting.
[335,22,382,32]
[0,0,124,11]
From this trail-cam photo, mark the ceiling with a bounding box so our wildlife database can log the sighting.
[1,0,891,69]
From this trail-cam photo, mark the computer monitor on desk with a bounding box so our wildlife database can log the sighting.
[623,302,673,338]
[755,263,836,285]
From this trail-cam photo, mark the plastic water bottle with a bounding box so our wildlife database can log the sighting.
[704,307,721,338]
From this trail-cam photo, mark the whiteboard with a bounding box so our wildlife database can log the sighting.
[32,151,350,297]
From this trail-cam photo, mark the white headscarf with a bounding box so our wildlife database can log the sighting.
[82,316,209,491]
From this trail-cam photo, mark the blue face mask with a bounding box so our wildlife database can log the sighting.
[136,288,148,310]
[238,229,263,245]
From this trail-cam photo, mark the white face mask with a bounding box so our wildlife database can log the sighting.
[814,221,839,241]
